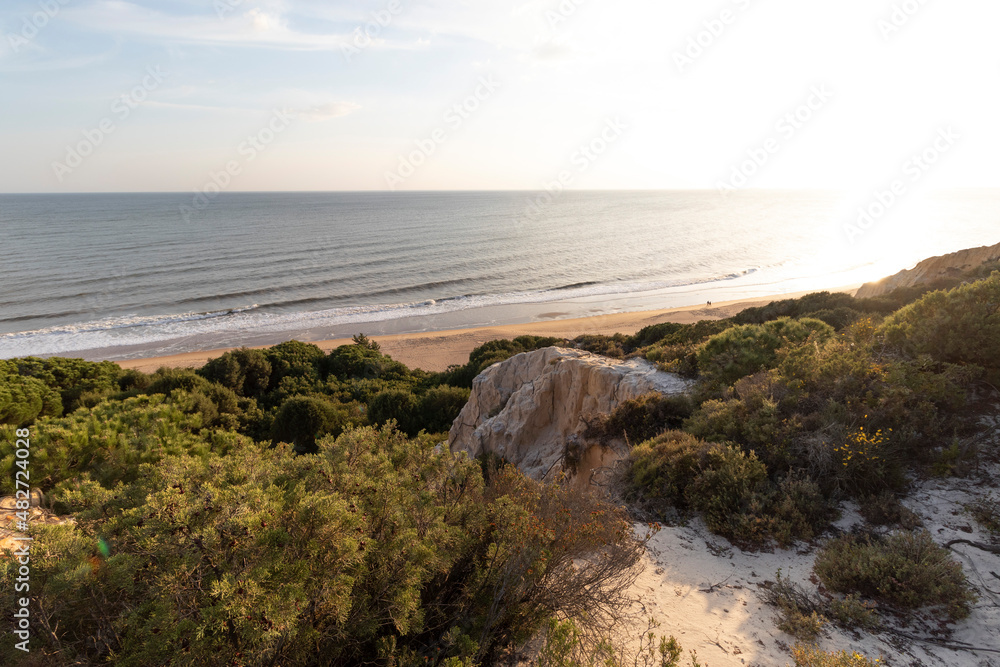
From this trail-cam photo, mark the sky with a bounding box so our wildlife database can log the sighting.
[1,0,999,193]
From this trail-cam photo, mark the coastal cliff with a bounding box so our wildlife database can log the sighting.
[856,241,1000,298]
[448,347,691,485]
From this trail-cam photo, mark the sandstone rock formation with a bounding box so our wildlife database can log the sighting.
[448,347,691,489]
[856,241,1000,299]
[0,491,73,552]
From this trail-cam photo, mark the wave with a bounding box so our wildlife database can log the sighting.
[0,270,770,359]
[1,305,261,339]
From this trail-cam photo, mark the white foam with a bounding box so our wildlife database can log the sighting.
[0,272,767,358]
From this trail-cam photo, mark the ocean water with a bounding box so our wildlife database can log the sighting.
[1,190,998,360]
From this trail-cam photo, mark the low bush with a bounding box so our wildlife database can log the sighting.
[322,343,412,383]
[966,494,1000,536]
[624,431,712,513]
[441,336,566,387]
[828,594,881,632]
[881,272,1000,373]
[684,444,771,539]
[271,395,358,453]
[626,433,833,547]
[585,393,694,446]
[697,317,834,389]
[199,347,273,397]
[0,393,250,496]
[574,333,628,359]
[684,371,797,471]
[733,292,863,326]
[534,617,694,667]
[416,384,471,434]
[631,320,733,351]
[0,426,644,666]
[760,573,827,641]
[857,491,922,530]
[791,645,882,667]
[264,340,325,388]
[761,573,880,638]
[0,371,61,426]
[2,356,124,418]
[814,530,976,621]
[368,388,421,436]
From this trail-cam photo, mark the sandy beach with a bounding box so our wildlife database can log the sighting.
[115,288,854,374]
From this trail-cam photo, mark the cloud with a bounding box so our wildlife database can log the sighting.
[0,46,120,72]
[59,1,413,52]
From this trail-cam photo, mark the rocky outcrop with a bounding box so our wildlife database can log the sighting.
[856,241,1000,299]
[448,347,691,488]
[0,491,73,552]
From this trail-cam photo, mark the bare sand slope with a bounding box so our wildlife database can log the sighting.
[630,462,1000,666]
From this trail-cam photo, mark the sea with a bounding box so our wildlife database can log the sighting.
[1,190,998,361]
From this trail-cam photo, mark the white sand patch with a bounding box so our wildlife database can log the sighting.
[629,464,1000,666]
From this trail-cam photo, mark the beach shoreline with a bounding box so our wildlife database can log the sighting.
[116,286,858,374]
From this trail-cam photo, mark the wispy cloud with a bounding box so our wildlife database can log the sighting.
[60,1,413,52]
[0,46,120,72]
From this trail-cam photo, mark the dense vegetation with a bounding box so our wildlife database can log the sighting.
[3,269,997,664]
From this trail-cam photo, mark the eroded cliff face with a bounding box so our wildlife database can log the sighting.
[856,241,1000,299]
[448,347,691,488]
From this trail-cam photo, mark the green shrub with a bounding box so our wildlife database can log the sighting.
[441,336,565,387]
[631,320,733,350]
[685,444,773,545]
[0,393,249,496]
[2,356,124,416]
[146,367,215,395]
[368,388,421,436]
[697,317,834,388]
[271,395,354,453]
[322,343,411,383]
[200,347,272,397]
[416,385,471,434]
[585,393,694,446]
[265,340,325,387]
[684,371,797,470]
[881,272,1000,371]
[733,292,861,326]
[625,431,714,512]
[759,573,827,641]
[0,371,61,426]
[645,344,699,377]
[1,425,643,666]
[814,530,976,621]
[627,433,832,547]
[858,491,921,529]
[791,645,882,667]
[966,494,1000,535]
[768,474,837,545]
[574,333,628,359]
[117,367,150,391]
[828,594,881,632]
